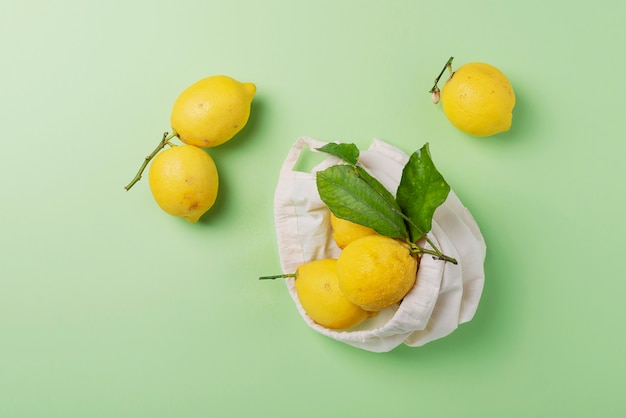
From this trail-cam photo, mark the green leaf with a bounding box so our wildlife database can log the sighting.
[316,165,409,239]
[396,143,450,242]
[316,143,360,165]
[354,166,404,215]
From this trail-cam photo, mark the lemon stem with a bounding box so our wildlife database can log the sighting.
[422,235,452,261]
[259,273,296,280]
[124,131,178,191]
[410,245,457,265]
[429,56,454,93]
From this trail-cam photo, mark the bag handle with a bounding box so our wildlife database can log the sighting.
[278,136,328,175]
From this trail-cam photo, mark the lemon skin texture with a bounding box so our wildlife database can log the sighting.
[441,62,515,137]
[295,258,374,330]
[330,212,378,249]
[148,145,219,223]
[337,235,418,312]
[170,75,256,148]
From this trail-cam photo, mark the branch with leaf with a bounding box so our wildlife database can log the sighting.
[315,142,457,264]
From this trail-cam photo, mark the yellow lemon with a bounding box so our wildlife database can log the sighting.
[148,145,219,223]
[330,212,378,249]
[441,62,515,136]
[170,75,256,148]
[295,258,375,330]
[337,235,418,311]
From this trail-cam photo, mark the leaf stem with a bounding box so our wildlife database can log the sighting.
[422,235,442,255]
[259,273,296,280]
[410,244,457,265]
[402,211,460,263]
[124,131,178,191]
[429,56,454,93]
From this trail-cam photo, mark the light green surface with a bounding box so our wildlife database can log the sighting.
[1,0,625,416]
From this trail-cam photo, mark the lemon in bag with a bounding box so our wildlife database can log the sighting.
[330,212,378,249]
[296,259,375,330]
[336,235,419,312]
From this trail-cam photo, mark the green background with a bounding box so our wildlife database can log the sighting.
[1,0,624,416]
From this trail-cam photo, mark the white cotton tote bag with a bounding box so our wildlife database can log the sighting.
[273,137,487,352]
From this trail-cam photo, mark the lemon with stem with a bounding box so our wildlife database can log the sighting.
[148,144,219,223]
[124,75,255,191]
[260,259,375,330]
[431,57,515,136]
